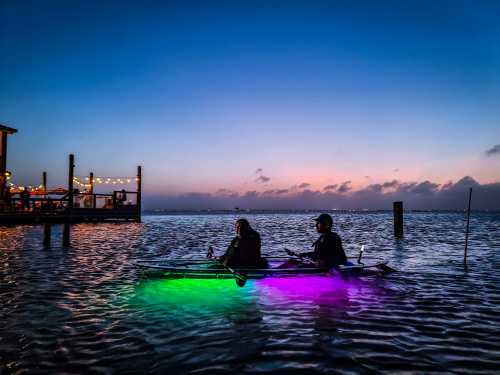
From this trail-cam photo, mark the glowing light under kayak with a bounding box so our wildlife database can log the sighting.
[128,272,384,317]
[254,275,359,302]
[131,278,254,310]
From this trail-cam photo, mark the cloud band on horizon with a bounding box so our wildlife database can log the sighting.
[144,176,500,210]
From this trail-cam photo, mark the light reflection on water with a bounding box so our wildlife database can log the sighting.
[131,278,254,313]
[1,212,499,374]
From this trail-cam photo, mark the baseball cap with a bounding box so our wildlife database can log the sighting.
[313,213,333,225]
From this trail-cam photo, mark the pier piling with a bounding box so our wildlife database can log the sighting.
[43,223,51,247]
[464,188,472,268]
[136,165,142,222]
[89,172,94,194]
[63,223,70,247]
[63,154,74,247]
[68,154,74,209]
[393,201,404,238]
[0,125,17,199]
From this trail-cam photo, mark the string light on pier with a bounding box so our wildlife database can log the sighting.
[74,175,138,186]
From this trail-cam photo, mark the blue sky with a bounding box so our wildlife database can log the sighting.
[1,1,499,208]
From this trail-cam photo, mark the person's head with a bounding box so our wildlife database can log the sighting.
[314,213,333,233]
[235,218,251,237]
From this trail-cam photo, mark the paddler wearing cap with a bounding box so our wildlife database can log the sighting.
[281,213,347,269]
[307,213,347,267]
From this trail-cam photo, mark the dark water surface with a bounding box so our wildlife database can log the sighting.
[1,212,499,374]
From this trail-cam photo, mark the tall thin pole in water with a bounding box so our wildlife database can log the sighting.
[89,172,95,208]
[136,165,142,222]
[42,171,47,193]
[67,154,74,210]
[89,172,94,194]
[464,188,472,268]
[63,154,75,247]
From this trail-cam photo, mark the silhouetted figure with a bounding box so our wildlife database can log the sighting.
[303,213,347,267]
[208,219,266,268]
[20,187,30,211]
[74,189,81,208]
[281,213,347,269]
[105,197,113,209]
[119,189,127,205]
[83,192,93,208]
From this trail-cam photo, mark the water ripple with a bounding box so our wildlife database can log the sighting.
[1,212,500,374]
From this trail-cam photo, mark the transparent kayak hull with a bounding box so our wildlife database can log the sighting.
[133,258,390,279]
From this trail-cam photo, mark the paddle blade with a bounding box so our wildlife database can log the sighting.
[235,277,247,287]
[378,264,397,274]
[233,271,247,287]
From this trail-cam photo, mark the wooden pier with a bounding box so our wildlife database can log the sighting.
[0,125,142,224]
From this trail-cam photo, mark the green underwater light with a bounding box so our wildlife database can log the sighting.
[131,278,254,311]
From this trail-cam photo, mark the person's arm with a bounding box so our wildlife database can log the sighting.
[218,238,238,265]
[300,238,319,259]
[299,251,315,258]
[318,236,340,266]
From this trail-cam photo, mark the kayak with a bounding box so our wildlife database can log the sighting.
[133,257,391,280]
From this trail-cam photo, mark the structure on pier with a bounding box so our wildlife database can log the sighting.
[0,124,18,202]
[0,125,142,224]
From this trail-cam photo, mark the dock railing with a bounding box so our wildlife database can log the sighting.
[72,191,138,210]
[3,191,138,214]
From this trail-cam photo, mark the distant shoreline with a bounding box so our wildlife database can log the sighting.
[143,209,500,215]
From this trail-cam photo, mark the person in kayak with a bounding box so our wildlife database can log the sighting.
[281,213,347,269]
[207,218,267,268]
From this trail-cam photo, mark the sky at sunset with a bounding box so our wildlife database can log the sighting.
[1,1,500,209]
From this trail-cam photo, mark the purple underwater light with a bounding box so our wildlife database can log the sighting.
[255,274,368,305]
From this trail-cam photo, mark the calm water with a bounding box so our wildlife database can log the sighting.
[1,212,499,374]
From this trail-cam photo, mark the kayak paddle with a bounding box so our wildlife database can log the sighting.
[357,245,397,273]
[221,262,248,287]
[207,246,248,287]
[284,248,316,265]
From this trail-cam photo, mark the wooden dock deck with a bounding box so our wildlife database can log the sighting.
[0,206,140,224]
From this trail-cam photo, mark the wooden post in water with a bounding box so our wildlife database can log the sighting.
[63,223,70,247]
[136,165,142,222]
[43,223,51,247]
[0,131,7,199]
[63,154,75,247]
[67,154,74,210]
[89,172,94,194]
[42,171,47,193]
[393,201,404,238]
[464,188,472,268]
[42,171,48,210]
[0,125,17,199]
[89,172,94,208]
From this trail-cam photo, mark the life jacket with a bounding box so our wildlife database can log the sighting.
[311,231,347,267]
[224,229,263,268]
